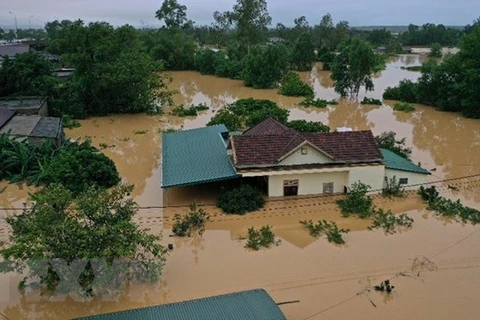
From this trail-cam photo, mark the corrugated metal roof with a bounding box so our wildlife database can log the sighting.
[0,107,15,129]
[74,289,286,320]
[381,148,430,175]
[162,125,239,188]
[30,117,62,138]
[0,115,41,136]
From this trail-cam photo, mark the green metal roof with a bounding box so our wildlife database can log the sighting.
[74,289,287,320]
[381,148,431,175]
[162,125,239,188]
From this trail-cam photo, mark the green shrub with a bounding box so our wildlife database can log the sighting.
[383,79,418,103]
[428,43,442,58]
[368,209,414,234]
[336,181,374,218]
[382,176,406,198]
[286,120,330,133]
[299,97,338,108]
[278,71,314,97]
[375,131,412,160]
[401,65,422,72]
[393,102,416,112]
[300,220,350,244]
[245,225,276,250]
[217,184,265,215]
[134,130,148,135]
[62,115,81,129]
[361,97,382,105]
[171,103,209,117]
[172,203,210,237]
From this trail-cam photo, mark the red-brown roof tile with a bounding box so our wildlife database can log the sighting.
[232,118,382,167]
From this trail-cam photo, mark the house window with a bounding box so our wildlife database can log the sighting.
[301,147,308,155]
[284,179,299,196]
[323,182,334,194]
[399,178,409,185]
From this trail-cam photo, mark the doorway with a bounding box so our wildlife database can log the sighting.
[283,179,299,196]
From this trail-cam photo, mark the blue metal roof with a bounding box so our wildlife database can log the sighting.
[74,289,287,320]
[381,148,431,175]
[162,125,239,188]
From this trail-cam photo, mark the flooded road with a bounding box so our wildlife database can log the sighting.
[1,54,480,319]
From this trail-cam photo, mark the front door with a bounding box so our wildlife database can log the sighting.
[283,179,299,196]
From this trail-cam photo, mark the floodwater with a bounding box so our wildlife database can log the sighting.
[1,54,480,319]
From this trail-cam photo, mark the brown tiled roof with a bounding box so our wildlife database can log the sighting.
[0,107,15,129]
[232,118,382,167]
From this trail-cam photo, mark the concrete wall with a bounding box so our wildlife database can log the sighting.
[268,170,348,197]
[385,169,429,191]
[347,165,385,192]
[278,144,332,166]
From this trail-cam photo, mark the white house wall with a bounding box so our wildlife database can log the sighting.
[347,165,385,192]
[278,145,332,166]
[385,169,429,191]
[268,171,348,197]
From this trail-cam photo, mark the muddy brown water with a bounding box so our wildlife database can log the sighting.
[1,55,480,319]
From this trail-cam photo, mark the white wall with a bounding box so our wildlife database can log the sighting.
[278,144,332,166]
[347,165,385,192]
[385,169,429,191]
[268,170,348,197]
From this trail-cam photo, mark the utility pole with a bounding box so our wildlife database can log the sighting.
[8,11,18,39]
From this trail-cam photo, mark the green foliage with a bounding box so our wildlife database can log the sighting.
[300,220,350,244]
[375,131,412,160]
[317,46,335,70]
[62,114,81,129]
[418,186,480,225]
[217,184,265,215]
[290,32,316,71]
[0,135,120,194]
[0,184,167,296]
[299,97,338,108]
[243,44,289,89]
[368,209,414,234]
[393,102,416,112]
[382,176,406,198]
[245,225,275,250]
[286,120,330,133]
[171,103,208,117]
[155,0,189,29]
[399,23,461,46]
[401,65,422,72]
[336,181,374,218]
[208,98,288,131]
[0,52,59,97]
[147,29,196,70]
[279,71,313,97]
[133,130,148,135]
[383,79,418,103]
[331,38,384,98]
[172,203,210,237]
[361,97,382,105]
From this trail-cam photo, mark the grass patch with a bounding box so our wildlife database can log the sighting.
[172,203,210,237]
[300,220,350,244]
[171,103,209,117]
[245,225,276,250]
[299,97,338,108]
[393,102,415,112]
[360,97,382,105]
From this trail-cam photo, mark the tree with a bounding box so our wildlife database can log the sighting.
[313,13,335,49]
[155,0,188,29]
[291,32,316,71]
[375,131,412,160]
[0,184,167,296]
[243,44,289,88]
[218,0,272,45]
[429,43,442,58]
[0,52,59,97]
[286,120,330,133]
[330,38,383,98]
[279,71,313,97]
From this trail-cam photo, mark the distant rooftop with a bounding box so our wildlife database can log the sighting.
[0,97,45,110]
[162,125,239,188]
[381,148,431,175]
[0,44,30,58]
[74,289,286,320]
[0,111,62,139]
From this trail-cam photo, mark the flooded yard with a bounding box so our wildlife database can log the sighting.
[1,54,480,319]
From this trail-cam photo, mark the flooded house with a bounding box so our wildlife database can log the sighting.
[0,96,49,116]
[162,117,430,197]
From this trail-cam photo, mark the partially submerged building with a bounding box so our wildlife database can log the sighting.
[162,118,430,197]
[75,289,286,320]
[0,107,64,147]
[0,96,49,117]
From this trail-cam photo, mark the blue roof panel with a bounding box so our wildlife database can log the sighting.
[74,289,287,320]
[162,125,239,188]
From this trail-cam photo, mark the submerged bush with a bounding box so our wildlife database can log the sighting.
[217,184,265,215]
[245,225,276,250]
[336,181,374,218]
[172,203,210,237]
[278,71,314,97]
[383,79,418,103]
[368,209,414,234]
[393,102,416,112]
[361,97,382,105]
[171,103,209,117]
[299,97,338,108]
[300,220,350,244]
[382,176,406,198]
